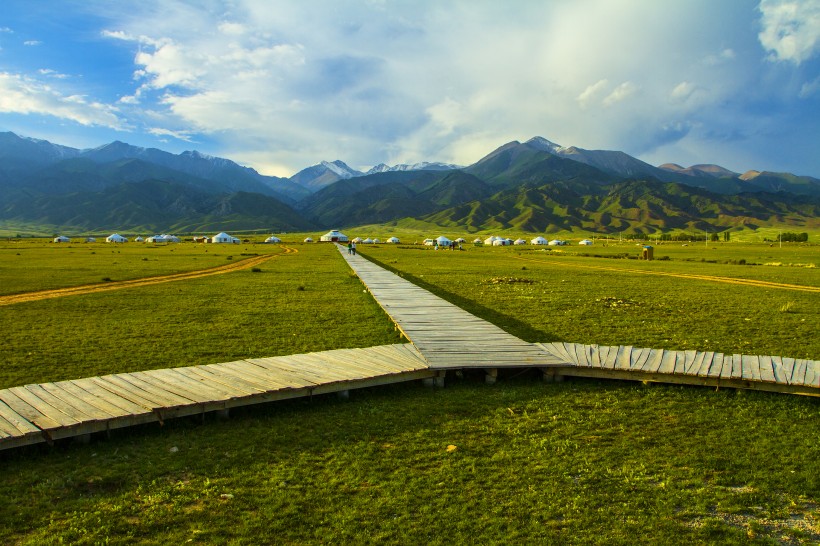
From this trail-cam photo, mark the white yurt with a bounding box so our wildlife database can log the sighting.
[161,234,180,243]
[362,238,375,244]
[423,238,435,246]
[265,236,281,243]
[387,237,400,243]
[373,238,381,244]
[134,236,144,242]
[484,236,499,245]
[492,238,508,246]
[548,239,565,246]
[146,235,166,243]
[320,230,348,242]
[212,232,237,244]
[455,238,466,243]
[53,235,70,243]
[531,236,549,245]
[514,238,527,245]
[304,237,314,243]
[473,238,483,244]
[106,233,127,243]
[579,239,593,245]
[436,236,452,247]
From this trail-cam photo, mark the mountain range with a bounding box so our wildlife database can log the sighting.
[0,131,818,234]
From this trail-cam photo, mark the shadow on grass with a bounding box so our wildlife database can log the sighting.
[357,251,560,343]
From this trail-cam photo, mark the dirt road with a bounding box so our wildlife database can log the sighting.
[512,255,820,293]
[0,246,297,307]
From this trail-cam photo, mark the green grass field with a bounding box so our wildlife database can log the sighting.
[1,238,818,544]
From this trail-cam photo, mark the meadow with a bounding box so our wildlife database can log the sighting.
[1,237,818,544]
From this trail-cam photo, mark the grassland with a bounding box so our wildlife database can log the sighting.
[1,238,818,544]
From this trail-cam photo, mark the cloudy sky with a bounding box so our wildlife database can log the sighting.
[1,0,819,178]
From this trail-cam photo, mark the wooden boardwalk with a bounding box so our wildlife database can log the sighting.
[339,247,563,369]
[1,244,817,451]
[0,345,433,450]
[539,342,820,397]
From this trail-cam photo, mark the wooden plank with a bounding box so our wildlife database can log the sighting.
[136,369,228,403]
[209,361,296,390]
[784,357,799,384]
[590,344,602,368]
[0,399,40,435]
[672,351,686,375]
[51,380,133,419]
[657,351,676,375]
[245,358,322,387]
[684,350,700,375]
[801,360,816,387]
[791,359,807,386]
[28,383,112,421]
[0,389,64,430]
[743,355,761,382]
[704,353,722,378]
[732,354,743,379]
[70,378,152,415]
[719,354,733,379]
[770,356,788,385]
[758,356,776,383]
[91,375,170,410]
[170,366,258,398]
[200,363,281,393]
[616,346,633,370]
[643,349,664,373]
[695,352,713,377]
[631,348,651,371]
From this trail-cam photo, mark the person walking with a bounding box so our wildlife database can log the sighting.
[347,242,353,255]
[351,241,357,255]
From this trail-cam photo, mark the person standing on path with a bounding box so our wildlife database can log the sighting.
[351,241,357,255]
[347,242,353,255]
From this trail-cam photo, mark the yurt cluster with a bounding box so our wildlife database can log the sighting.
[51,229,594,247]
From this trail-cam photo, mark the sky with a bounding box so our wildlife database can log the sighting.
[1,0,819,178]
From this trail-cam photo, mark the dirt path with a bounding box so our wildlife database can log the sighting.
[512,255,820,293]
[0,246,298,307]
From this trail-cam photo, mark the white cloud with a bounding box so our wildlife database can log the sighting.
[758,0,820,64]
[577,79,609,109]
[0,27,12,33]
[23,40,41,46]
[0,72,127,130]
[603,82,638,107]
[703,48,736,66]
[147,127,194,141]
[38,68,69,79]
[799,75,820,96]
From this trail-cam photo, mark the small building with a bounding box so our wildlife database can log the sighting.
[484,236,499,245]
[134,236,145,242]
[146,235,167,243]
[387,237,400,244]
[304,237,314,243]
[436,236,452,247]
[579,239,593,246]
[548,239,566,246]
[423,238,435,246]
[106,234,127,243]
[265,236,281,244]
[212,232,239,244]
[531,236,549,245]
[162,234,180,243]
[492,238,510,246]
[362,238,375,244]
[514,238,527,245]
[53,236,70,243]
[320,230,348,242]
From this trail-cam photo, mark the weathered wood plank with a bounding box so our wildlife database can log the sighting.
[732,354,743,379]
[0,389,65,431]
[758,356,776,383]
[791,359,808,386]
[70,378,151,415]
[0,398,41,435]
[684,350,700,375]
[770,356,788,385]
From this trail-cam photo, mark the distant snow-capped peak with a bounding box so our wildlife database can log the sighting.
[525,136,565,154]
[320,160,361,179]
[364,161,462,175]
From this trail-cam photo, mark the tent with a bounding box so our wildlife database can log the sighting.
[320,230,348,242]
[579,239,593,245]
[548,239,566,246]
[492,238,509,246]
[373,238,381,244]
[134,236,144,242]
[106,234,127,243]
[387,237,400,243]
[436,236,452,247]
[161,234,180,243]
[473,238,483,244]
[53,236,70,243]
[212,232,239,244]
[147,235,167,243]
[484,236,499,245]
[531,236,549,245]
[265,236,281,243]
[455,238,466,243]
[514,238,527,245]
[362,238,375,244]
[304,237,314,243]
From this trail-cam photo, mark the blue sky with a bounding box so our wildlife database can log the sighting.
[1,0,819,178]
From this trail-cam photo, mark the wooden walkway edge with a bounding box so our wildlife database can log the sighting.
[0,345,434,451]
